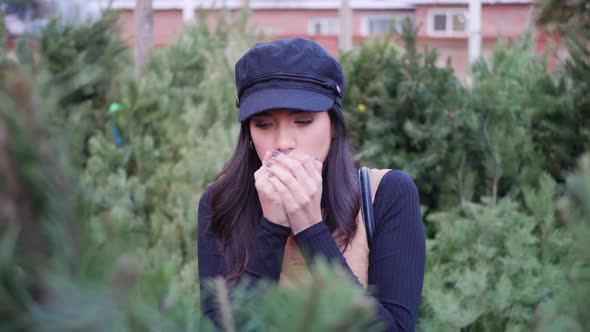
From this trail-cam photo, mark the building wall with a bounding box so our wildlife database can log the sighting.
[416,38,500,78]
[352,9,415,36]
[415,4,532,39]
[116,9,185,47]
[194,9,414,55]
[250,9,338,36]
[111,3,544,78]
[481,4,532,37]
[414,3,534,78]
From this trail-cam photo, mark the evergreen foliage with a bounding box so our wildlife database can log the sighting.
[343,19,587,223]
[420,175,569,331]
[78,12,258,329]
[460,36,574,204]
[32,12,128,169]
[341,19,463,216]
[534,1,590,329]
[0,61,161,332]
[0,17,378,331]
[536,0,590,171]
[535,156,590,332]
[1,2,589,331]
[202,260,381,332]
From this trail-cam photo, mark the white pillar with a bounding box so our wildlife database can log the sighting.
[135,0,153,79]
[339,0,353,52]
[468,0,482,63]
[182,0,196,24]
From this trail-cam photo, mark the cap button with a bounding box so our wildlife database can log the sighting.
[235,97,240,108]
[336,84,342,97]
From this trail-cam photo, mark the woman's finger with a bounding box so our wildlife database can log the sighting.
[266,161,311,208]
[254,168,273,194]
[270,151,321,193]
[255,157,281,198]
[266,161,302,192]
[270,151,310,182]
[267,171,301,214]
[283,151,322,182]
[314,157,322,172]
[261,150,271,165]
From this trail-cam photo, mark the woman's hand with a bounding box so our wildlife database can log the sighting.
[265,150,323,235]
[254,151,290,228]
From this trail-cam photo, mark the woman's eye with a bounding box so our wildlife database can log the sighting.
[295,119,313,125]
[254,122,272,128]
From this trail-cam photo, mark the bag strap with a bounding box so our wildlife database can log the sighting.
[358,167,375,248]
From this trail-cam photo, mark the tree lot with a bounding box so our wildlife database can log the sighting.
[0,2,588,331]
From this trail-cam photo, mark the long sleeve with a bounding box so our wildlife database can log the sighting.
[293,170,426,331]
[197,190,291,326]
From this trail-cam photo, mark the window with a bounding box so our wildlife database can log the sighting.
[308,18,339,36]
[428,9,468,37]
[361,14,415,36]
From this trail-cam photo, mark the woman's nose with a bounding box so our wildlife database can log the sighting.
[275,128,296,152]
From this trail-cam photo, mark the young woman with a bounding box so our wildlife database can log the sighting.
[198,37,426,331]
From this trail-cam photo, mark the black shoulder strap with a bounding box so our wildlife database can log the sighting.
[359,167,375,248]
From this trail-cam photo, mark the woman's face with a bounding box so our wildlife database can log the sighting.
[249,109,333,162]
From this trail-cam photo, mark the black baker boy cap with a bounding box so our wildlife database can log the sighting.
[234,37,345,123]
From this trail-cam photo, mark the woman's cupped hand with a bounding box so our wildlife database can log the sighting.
[253,150,323,234]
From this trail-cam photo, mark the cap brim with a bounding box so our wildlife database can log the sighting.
[238,88,334,122]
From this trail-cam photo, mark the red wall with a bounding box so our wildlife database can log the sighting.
[117,9,185,47]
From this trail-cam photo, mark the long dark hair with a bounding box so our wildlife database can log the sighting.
[208,105,360,281]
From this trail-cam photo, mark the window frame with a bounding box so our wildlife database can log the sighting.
[427,8,469,37]
[360,13,415,37]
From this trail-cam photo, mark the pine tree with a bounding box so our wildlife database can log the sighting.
[342,19,585,223]
[418,174,570,331]
[535,0,590,179]
[535,155,590,331]
[34,12,129,170]
[341,18,463,221]
[1,14,381,331]
[0,58,178,332]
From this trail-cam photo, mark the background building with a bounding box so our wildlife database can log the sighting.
[93,0,555,78]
